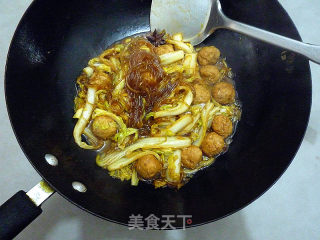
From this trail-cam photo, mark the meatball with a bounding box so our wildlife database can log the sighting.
[88,72,112,90]
[197,46,220,65]
[201,132,225,157]
[181,146,203,169]
[92,116,118,140]
[212,82,235,105]
[135,155,162,179]
[193,84,211,104]
[154,44,174,55]
[212,115,233,138]
[193,78,206,85]
[200,65,221,83]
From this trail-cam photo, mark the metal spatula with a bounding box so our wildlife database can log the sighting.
[150,0,320,64]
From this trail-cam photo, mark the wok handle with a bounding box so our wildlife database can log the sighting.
[0,191,42,240]
[222,15,320,64]
[0,181,54,239]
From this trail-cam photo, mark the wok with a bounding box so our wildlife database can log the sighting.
[0,0,311,238]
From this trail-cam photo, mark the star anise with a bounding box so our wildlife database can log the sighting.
[146,29,166,47]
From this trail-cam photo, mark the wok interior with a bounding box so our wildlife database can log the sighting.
[5,0,311,227]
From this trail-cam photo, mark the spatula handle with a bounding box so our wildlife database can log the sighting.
[223,16,320,64]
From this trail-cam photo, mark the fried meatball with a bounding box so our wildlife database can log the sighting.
[201,132,225,157]
[193,84,211,104]
[135,155,162,179]
[198,46,220,66]
[88,72,112,90]
[212,82,235,105]
[154,44,174,55]
[200,65,221,83]
[193,78,206,85]
[92,116,118,140]
[212,115,233,138]
[181,146,203,169]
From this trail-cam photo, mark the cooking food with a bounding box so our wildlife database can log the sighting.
[73,31,241,188]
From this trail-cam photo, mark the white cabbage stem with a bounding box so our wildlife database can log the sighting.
[131,169,139,186]
[166,114,192,134]
[193,102,214,146]
[87,87,96,104]
[163,64,184,74]
[97,137,191,167]
[73,87,98,149]
[178,112,201,135]
[154,86,193,118]
[83,67,93,77]
[73,108,83,119]
[107,150,160,171]
[166,150,181,183]
[183,53,197,76]
[83,127,101,146]
[140,46,151,52]
[167,40,193,53]
[159,50,184,65]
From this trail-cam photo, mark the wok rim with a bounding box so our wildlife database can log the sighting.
[4,0,312,229]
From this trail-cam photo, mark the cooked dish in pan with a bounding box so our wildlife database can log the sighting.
[73,31,241,188]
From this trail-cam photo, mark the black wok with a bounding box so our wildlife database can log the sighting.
[1,0,311,238]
